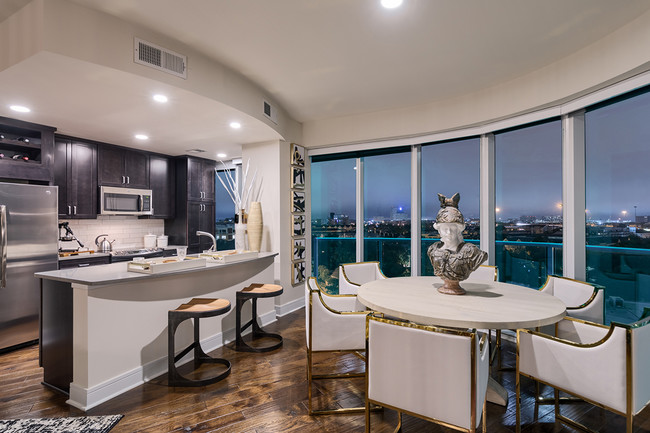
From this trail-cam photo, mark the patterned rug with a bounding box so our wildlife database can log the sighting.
[0,415,123,432]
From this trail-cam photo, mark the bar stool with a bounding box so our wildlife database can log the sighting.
[168,298,231,386]
[235,283,283,352]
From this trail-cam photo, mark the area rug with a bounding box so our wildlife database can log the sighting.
[0,414,123,433]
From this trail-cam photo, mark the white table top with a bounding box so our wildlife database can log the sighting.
[357,276,566,329]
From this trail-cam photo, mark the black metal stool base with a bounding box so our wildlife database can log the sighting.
[168,298,232,387]
[235,284,284,353]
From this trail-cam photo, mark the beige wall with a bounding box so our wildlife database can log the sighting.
[303,8,650,149]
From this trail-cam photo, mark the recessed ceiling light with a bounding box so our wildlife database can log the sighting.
[230,122,241,129]
[217,153,227,158]
[10,105,30,113]
[381,0,403,8]
[135,134,149,140]
[153,94,168,103]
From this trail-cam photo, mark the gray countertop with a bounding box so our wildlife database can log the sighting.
[39,252,277,286]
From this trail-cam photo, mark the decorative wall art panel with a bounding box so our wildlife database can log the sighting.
[292,260,306,285]
[292,191,305,213]
[292,238,306,261]
[291,166,305,189]
[291,143,305,167]
[293,214,305,236]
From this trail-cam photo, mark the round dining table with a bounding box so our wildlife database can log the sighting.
[358,276,567,407]
[357,276,566,330]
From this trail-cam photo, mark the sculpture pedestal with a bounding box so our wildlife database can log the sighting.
[437,279,466,295]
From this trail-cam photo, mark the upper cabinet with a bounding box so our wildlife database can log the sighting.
[148,154,175,219]
[184,156,216,202]
[0,116,56,183]
[98,144,149,189]
[54,137,97,219]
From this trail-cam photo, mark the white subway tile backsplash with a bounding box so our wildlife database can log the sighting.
[60,216,165,251]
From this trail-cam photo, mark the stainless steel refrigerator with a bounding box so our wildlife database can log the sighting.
[0,183,58,352]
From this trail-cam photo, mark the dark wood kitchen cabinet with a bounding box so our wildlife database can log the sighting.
[185,156,216,201]
[148,154,175,219]
[0,116,56,183]
[97,144,149,189]
[53,137,97,219]
[165,156,216,254]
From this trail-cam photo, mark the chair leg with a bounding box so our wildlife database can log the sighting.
[515,369,521,433]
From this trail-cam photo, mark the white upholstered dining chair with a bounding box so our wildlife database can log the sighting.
[516,316,650,433]
[467,264,498,282]
[538,275,604,324]
[365,313,489,433]
[305,277,370,415]
[338,261,387,295]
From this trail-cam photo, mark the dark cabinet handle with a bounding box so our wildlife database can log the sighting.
[68,205,72,215]
[73,205,77,215]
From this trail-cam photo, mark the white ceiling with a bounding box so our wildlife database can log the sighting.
[1,0,650,158]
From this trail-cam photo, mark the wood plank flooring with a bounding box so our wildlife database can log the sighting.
[1,308,649,432]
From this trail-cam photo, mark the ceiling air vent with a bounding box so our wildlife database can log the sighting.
[134,38,187,79]
[263,100,278,124]
[185,149,206,154]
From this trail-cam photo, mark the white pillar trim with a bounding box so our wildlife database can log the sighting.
[356,157,364,262]
[480,134,496,265]
[411,145,422,276]
[562,111,586,280]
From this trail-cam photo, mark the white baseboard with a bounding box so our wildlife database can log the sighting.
[66,309,279,411]
[276,296,304,317]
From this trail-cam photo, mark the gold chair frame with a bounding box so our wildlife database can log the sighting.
[339,261,387,290]
[306,277,371,415]
[516,316,650,433]
[365,314,488,433]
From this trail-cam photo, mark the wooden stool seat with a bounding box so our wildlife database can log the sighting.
[235,283,284,352]
[168,297,231,387]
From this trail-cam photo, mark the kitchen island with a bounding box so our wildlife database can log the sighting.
[36,252,277,411]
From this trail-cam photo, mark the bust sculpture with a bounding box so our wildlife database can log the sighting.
[427,193,488,295]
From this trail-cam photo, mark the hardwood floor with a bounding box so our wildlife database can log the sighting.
[1,308,650,432]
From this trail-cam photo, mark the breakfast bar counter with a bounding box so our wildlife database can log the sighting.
[36,252,277,411]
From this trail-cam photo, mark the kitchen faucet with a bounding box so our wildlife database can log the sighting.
[196,231,217,253]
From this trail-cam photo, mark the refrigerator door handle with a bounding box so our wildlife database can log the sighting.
[0,205,6,288]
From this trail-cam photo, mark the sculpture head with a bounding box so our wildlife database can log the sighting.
[434,193,465,249]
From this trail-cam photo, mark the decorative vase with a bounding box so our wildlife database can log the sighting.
[247,201,263,252]
[235,223,247,252]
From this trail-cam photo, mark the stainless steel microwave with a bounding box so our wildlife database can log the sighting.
[100,186,153,216]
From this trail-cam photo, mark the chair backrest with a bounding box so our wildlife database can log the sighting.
[467,265,498,281]
[631,318,650,414]
[305,277,367,352]
[539,275,604,323]
[367,315,488,430]
[338,261,386,295]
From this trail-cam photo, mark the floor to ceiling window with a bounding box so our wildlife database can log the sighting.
[494,119,563,288]
[363,149,412,277]
[420,138,480,275]
[586,86,650,324]
[311,156,357,292]
[215,169,236,251]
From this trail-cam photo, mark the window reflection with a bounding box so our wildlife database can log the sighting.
[311,158,357,292]
[495,119,563,288]
[421,138,480,275]
[363,151,411,277]
[586,86,650,324]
